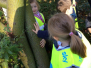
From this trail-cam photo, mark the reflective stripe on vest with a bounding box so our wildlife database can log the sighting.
[50,44,83,68]
[35,13,45,30]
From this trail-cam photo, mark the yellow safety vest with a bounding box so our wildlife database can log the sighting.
[35,13,45,30]
[50,45,83,68]
[72,0,79,29]
[50,29,91,68]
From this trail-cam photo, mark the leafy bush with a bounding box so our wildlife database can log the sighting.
[0,32,22,62]
[39,1,57,23]
[77,0,91,43]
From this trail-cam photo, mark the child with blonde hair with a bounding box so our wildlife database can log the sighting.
[30,0,46,48]
[48,13,91,68]
[30,0,45,30]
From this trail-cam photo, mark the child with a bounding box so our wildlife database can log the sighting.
[85,13,91,34]
[30,0,45,30]
[57,0,79,29]
[30,0,46,48]
[48,13,91,68]
[32,0,79,39]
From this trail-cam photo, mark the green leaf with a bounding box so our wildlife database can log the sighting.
[3,27,7,31]
[4,53,9,60]
[0,11,3,17]
[16,38,18,42]
[7,50,13,55]
[0,49,4,54]
[3,24,11,32]
[0,55,2,58]
[14,64,19,68]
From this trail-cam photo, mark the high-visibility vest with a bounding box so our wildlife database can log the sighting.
[72,0,79,29]
[35,13,45,30]
[50,29,91,68]
[50,45,83,68]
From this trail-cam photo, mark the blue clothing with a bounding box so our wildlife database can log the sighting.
[37,30,49,40]
[37,30,82,49]
[37,29,81,40]
[70,8,77,20]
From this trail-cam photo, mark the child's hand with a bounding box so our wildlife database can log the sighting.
[40,39,46,48]
[32,22,40,34]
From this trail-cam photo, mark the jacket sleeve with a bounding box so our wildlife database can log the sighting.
[37,30,49,40]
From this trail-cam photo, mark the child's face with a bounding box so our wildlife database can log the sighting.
[30,2,38,14]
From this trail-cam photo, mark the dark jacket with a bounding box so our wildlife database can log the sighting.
[37,30,49,40]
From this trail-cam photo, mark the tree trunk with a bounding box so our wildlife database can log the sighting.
[7,0,36,68]
[25,0,50,68]
[0,0,7,8]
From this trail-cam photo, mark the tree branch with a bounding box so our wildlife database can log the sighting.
[0,0,7,8]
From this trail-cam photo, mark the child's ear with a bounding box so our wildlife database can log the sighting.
[53,36,59,41]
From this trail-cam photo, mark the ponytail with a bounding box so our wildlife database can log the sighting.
[48,13,86,58]
[70,34,86,58]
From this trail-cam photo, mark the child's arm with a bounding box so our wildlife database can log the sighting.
[37,30,49,39]
[32,23,40,34]
[40,39,46,48]
[32,23,48,48]
[32,23,49,39]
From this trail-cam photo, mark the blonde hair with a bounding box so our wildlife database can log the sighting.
[30,0,40,10]
[48,13,86,58]
[57,0,71,13]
